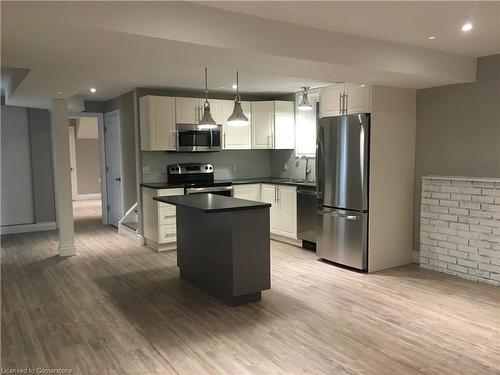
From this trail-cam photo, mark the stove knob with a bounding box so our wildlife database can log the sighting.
[205,166,209,170]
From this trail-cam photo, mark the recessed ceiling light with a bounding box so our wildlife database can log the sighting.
[232,84,237,90]
[90,87,97,93]
[360,84,366,87]
[428,36,436,40]
[57,90,63,94]
[461,22,473,32]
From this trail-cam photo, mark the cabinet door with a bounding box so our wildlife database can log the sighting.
[176,97,202,124]
[140,96,176,151]
[319,84,344,118]
[260,184,278,232]
[252,101,274,149]
[222,100,251,149]
[274,101,295,149]
[233,184,261,201]
[345,83,370,114]
[276,185,297,238]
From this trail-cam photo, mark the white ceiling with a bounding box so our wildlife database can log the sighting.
[204,1,500,57]
[2,1,495,109]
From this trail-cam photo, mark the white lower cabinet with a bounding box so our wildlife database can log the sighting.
[233,184,261,201]
[142,187,184,251]
[260,184,297,239]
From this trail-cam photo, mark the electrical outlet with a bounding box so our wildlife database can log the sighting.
[143,165,151,174]
[232,165,238,174]
[161,165,168,174]
[283,163,288,171]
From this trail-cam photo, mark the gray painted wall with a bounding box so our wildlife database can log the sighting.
[27,108,56,222]
[118,92,137,210]
[1,105,35,226]
[142,150,272,183]
[414,54,500,250]
[75,138,100,194]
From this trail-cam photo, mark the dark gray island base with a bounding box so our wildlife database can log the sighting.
[153,193,272,306]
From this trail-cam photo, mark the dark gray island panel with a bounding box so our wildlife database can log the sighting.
[154,194,271,306]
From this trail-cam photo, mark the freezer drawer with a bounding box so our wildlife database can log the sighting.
[316,208,368,270]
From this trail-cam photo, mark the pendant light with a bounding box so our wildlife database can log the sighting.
[297,86,312,111]
[199,67,217,129]
[227,70,249,126]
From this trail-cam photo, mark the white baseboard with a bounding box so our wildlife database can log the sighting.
[76,193,101,201]
[1,221,57,235]
[412,250,420,264]
[59,244,76,256]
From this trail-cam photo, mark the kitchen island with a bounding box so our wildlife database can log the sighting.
[153,193,272,306]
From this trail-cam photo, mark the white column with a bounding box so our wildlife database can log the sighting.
[51,99,76,256]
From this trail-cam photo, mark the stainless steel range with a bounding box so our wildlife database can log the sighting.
[167,163,233,196]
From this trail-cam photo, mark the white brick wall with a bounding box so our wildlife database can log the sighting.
[420,176,500,286]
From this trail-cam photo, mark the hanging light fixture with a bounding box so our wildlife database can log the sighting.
[227,70,249,126]
[199,67,217,129]
[297,86,312,111]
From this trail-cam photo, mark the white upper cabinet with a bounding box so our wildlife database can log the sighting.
[320,84,344,118]
[320,83,370,118]
[139,95,176,151]
[175,97,202,124]
[176,97,223,124]
[274,101,295,149]
[252,101,295,149]
[221,100,251,149]
[345,83,371,114]
[252,101,275,149]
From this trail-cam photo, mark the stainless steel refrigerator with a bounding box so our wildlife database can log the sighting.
[316,113,369,271]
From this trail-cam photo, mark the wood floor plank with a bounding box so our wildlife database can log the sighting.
[1,200,499,374]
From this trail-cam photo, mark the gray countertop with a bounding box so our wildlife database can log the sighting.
[154,193,271,213]
[141,177,316,190]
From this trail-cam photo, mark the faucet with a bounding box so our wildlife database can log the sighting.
[302,156,312,182]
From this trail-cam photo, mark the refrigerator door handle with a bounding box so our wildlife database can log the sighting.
[318,209,361,220]
[316,126,325,201]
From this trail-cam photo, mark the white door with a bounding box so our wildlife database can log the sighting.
[252,101,274,149]
[104,111,123,227]
[320,84,344,118]
[68,126,78,200]
[276,185,297,238]
[261,184,278,232]
[222,100,251,149]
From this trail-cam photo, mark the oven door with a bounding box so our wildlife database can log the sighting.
[185,186,234,197]
[176,125,222,152]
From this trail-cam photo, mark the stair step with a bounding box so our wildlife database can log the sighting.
[123,222,138,231]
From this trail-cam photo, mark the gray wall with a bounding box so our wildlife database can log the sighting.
[142,150,272,183]
[270,150,316,181]
[118,92,137,210]
[1,105,55,227]
[414,54,500,250]
[27,108,56,222]
[75,138,100,194]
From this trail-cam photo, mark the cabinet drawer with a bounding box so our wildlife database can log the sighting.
[159,214,176,226]
[159,205,176,218]
[156,188,184,207]
[159,224,176,243]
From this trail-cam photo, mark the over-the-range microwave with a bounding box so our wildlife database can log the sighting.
[175,123,222,152]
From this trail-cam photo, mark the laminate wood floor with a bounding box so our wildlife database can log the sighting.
[2,200,499,374]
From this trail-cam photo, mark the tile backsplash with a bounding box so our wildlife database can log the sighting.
[141,150,272,183]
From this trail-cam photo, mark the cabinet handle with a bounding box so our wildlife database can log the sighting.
[223,132,226,148]
[277,186,280,202]
[274,186,277,202]
[339,93,342,114]
[344,93,348,114]
[271,130,274,148]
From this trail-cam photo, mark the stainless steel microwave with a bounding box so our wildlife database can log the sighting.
[175,124,222,152]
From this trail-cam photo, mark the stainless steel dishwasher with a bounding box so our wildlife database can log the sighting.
[297,188,317,250]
